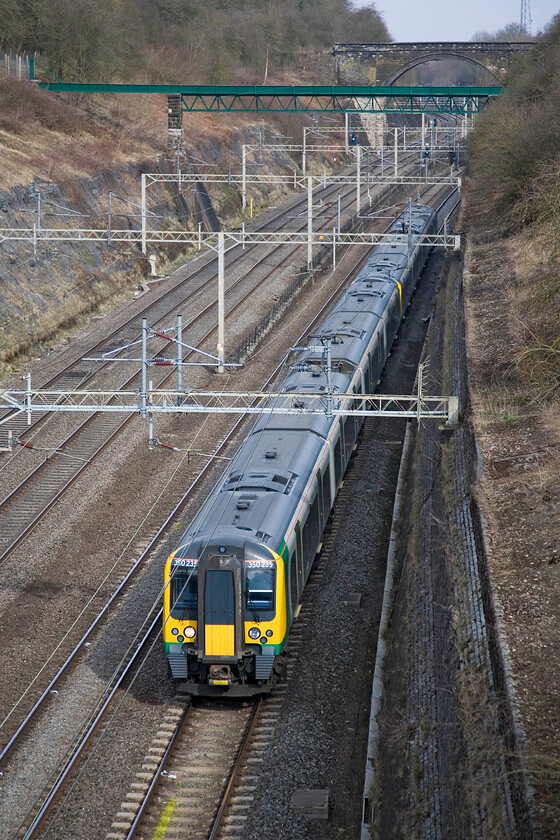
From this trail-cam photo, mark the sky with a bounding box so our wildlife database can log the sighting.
[353,0,559,41]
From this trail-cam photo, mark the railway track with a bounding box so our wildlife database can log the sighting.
[108,434,388,840]
[0,181,457,840]
[126,700,260,840]
[0,204,398,835]
[0,157,428,565]
[118,559,331,840]
[1,179,393,746]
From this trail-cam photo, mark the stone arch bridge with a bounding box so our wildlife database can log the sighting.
[334,42,533,86]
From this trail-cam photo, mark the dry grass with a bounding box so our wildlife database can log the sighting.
[464,210,560,839]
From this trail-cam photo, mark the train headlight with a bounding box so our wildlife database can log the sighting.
[266,630,273,637]
[184,626,196,639]
[171,628,179,636]
[248,627,260,640]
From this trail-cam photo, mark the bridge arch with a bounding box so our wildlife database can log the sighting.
[384,52,500,86]
[333,42,531,87]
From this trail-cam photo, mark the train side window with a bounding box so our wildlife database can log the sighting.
[296,521,304,593]
[290,549,298,610]
[321,465,331,515]
[309,491,321,561]
[343,417,354,462]
[170,569,198,620]
[334,436,342,486]
[301,490,320,575]
[364,363,371,394]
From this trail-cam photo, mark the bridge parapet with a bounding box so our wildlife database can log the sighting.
[334,41,534,85]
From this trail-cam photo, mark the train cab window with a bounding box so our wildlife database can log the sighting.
[170,568,198,620]
[245,567,275,620]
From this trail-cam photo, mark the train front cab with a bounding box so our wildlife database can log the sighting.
[164,541,286,696]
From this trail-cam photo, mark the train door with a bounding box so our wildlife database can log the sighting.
[333,429,343,488]
[379,324,387,370]
[198,554,243,660]
[295,521,304,598]
[204,569,235,656]
[360,365,367,399]
[354,382,364,433]
[364,357,372,395]
[289,524,304,613]
[321,463,331,521]
[343,416,354,464]
[302,488,320,581]
[289,538,298,615]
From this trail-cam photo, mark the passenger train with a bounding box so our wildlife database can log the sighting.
[163,199,437,695]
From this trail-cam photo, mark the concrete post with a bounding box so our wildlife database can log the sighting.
[167,94,183,151]
[307,177,313,271]
[176,314,183,402]
[242,145,247,210]
[356,144,361,216]
[217,232,225,373]
[141,174,147,255]
[141,318,147,417]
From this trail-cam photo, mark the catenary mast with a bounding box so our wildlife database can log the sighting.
[520,0,532,35]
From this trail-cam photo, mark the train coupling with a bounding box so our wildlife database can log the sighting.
[208,664,232,685]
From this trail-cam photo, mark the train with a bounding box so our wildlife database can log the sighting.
[163,199,437,696]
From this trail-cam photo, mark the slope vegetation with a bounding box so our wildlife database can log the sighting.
[464,16,560,837]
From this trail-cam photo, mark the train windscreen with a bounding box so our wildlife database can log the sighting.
[245,567,275,620]
[170,567,198,620]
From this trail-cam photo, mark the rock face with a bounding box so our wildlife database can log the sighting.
[0,164,153,367]
[0,97,304,372]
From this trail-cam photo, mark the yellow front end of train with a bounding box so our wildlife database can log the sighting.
[163,546,287,695]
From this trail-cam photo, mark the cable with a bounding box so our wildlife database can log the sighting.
[0,435,199,733]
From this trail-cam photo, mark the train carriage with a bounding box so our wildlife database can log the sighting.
[163,200,437,695]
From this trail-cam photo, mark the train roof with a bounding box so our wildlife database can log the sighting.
[339,276,399,316]
[392,202,434,229]
[365,245,409,268]
[176,426,326,551]
[310,309,384,365]
[172,199,437,559]
[251,366,349,437]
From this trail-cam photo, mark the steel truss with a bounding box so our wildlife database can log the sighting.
[141,172,461,189]
[178,92,494,115]
[0,385,459,424]
[36,82,501,114]
[0,228,460,249]
[0,328,459,454]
